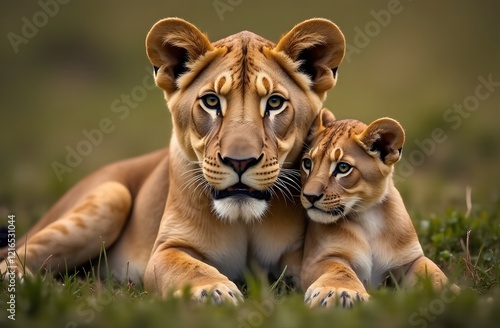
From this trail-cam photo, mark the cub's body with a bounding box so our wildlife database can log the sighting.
[300,109,457,307]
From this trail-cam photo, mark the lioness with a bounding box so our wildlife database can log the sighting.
[1,18,345,303]
[300,109,458,307]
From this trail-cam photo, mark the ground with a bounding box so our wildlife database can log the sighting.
[1,1,499,327]
[1,205,499,328]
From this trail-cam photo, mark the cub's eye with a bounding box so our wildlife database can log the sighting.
[302,158,313,173]
[200,93,221,115]
[335,162,352,175]
[265,95,286,116]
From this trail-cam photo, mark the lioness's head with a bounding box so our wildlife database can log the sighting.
[146,18,345,222]
[300,109,405,224]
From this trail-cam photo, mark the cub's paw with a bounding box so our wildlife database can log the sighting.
[304,286,370,308]
[175,281,244,305]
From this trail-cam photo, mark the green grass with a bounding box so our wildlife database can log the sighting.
[1,1,499,326]
[1,205,499,328]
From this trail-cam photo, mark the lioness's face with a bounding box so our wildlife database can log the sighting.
[146,19,345,222]
[172,39,323,222]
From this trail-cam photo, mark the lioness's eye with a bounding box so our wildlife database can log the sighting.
[265,95,285,116]
[302,158,313,172]
[267,96,284,109]
[201,93,221,114]
[335,162,352,175]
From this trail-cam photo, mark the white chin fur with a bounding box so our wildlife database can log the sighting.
[307,208,341,224]
[212,197,268,223]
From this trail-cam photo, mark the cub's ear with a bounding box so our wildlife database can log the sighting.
[309,108,336,136]
[356,118,405,165]
[146,18,213,95]
[274,18,345,96]
[307,108,336,143]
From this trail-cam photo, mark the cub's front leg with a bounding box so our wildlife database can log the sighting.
[301,221,370,308]
[304,260,369,308]
[144,247,243,305]
[402,256,460,293]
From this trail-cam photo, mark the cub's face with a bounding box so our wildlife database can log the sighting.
[146,18,345,222]
[300,109,405,224]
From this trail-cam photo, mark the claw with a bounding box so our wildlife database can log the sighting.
[340,291,352,308]
[356,292,363,302]
[212,294,222,305]
[320,290,335,307]
[199,289,208,301]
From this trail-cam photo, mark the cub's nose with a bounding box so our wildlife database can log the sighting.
[303,193,323,205]
[220,156,259,176]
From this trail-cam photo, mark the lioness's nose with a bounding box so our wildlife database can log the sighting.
[221,156,259,175]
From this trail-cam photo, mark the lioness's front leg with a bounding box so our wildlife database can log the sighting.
[144,247,243,304]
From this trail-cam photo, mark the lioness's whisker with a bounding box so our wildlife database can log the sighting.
[278,174,301,192]
[180,173,206,194]
[272,179,294,204]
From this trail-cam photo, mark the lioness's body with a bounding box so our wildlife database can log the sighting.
[1,18,346,302]
[2,149,169,281]
[300,110,458,307]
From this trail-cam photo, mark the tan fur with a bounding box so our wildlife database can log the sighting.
[1,19,346,304]
[300,109,458,308]
[144,18,345,302]
[0,150,169,280]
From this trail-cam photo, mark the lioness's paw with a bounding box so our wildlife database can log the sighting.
[0,259,31,281]
[304,286,370,308]
[175,281,244,305]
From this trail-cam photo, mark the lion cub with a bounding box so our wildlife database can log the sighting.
[300,109,458,308]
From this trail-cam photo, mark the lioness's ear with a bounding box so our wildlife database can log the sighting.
[274,18,345,95]
[356,118,405,165]
[146,18,213,94]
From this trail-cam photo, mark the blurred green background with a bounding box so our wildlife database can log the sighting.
[1,0,499,228]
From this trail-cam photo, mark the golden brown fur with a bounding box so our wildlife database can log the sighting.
[1,149,169,281]
[1,18,346,304]
[300,109,458,308]
[144,18,345,302]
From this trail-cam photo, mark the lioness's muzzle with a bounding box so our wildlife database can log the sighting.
[211,183,271,200]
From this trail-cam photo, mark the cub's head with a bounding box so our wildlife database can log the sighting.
[300,109,405,224]
[146,18,345,222]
